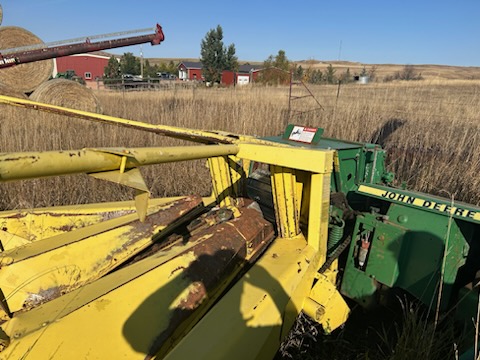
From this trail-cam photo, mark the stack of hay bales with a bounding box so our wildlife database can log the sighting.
[0,10,102,113]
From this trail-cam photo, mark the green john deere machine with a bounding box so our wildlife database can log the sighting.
[252,124,479,318]
[249,123,479,358]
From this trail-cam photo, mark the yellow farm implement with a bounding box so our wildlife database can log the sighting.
[0,95,349,359]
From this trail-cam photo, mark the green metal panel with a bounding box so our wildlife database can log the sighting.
[364,217,406,287]
[339,264,378,308]
[341,202,471,310]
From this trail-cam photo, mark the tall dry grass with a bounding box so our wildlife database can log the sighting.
[1,79,480,210]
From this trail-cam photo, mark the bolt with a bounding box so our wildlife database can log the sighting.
[397,215,408,224]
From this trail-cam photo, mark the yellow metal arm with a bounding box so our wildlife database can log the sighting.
[0,145,238,182]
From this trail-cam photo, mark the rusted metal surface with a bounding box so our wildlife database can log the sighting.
[90,195,204,273]
[0,209,136,242]
[0,196,205,318]
[130,202,275,358]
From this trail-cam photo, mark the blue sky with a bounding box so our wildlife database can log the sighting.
[1,0,479,66]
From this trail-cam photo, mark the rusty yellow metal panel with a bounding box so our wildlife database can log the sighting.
[0,251,200,360]
[164,235,321,360]
[0,95,340,359]
[0,204,275,359]
[0,196,203,318]
[0,197,185,250]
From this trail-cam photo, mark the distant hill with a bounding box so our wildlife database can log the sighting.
[294,60,480,80]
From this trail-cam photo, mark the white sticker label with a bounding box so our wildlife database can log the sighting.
[288,126,316,143]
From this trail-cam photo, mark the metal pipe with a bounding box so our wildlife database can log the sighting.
[0,144,239,182]
[1,27,158,55]
[0,24,164,69]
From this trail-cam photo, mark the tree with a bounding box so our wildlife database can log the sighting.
[340,68,352,83]
[368,65,377,81]
[104,56,121,79]
[142,59,161,78]
[200,25,236,83]
[260,50,291,85]
[294,65,304,81]
[274,50,289,72]
[157,60,178,75]
[166,60,178,74]
[225,43,239,72]
[324,64,337,84]
[384,65,423,82]
[310,69,323,84]
[398,65,422,80]
[360,66,368,77]
[120,52,141,75]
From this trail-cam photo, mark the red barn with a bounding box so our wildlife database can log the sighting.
[178,61,262,86]
[178,61,203,81]
[55,53,111,84]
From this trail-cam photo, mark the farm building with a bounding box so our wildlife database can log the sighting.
[177,61,262,85]
[178,61,203,82]
[54,53,112,86]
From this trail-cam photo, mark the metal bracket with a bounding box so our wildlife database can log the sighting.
[89,167,150,222]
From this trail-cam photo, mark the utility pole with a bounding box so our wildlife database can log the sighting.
[140,45,144,79]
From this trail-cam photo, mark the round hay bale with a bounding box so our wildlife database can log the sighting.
[0,26,54,93]
[29,78,102,113]
[0,82,27,99]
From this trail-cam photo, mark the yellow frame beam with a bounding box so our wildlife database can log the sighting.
[0,145,239,182]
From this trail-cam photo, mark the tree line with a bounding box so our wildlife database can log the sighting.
[103,53,178,80]
[102,24,423,85]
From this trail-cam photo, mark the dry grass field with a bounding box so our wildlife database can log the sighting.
[1,78,480,211]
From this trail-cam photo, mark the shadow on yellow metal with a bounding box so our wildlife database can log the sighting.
[0,95,349,359]
[165,235,320,360]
